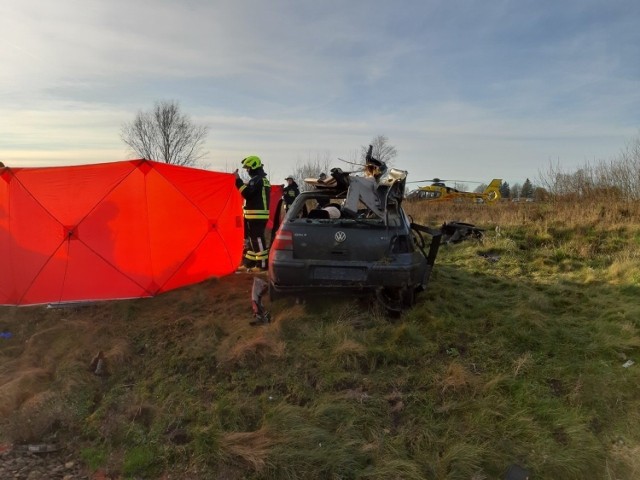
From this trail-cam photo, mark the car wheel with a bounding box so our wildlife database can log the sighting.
[401,287,415,308]
[375,287,404,314]
[375,286,416,313]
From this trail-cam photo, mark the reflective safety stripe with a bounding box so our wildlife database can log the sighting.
[257,238,266,269]
[244,209,269,214]
[245,249,269,261]
[261,182,269,210]
[239,185,247,193]
[245,251,259,261]
[243,208,269,220]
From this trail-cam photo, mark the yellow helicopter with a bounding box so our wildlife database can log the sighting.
[407,178,502,203]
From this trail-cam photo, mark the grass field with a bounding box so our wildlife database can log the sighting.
[1,199,639,479]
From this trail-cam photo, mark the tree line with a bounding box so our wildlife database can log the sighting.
[537,138,640,202]
[121,100,639,202]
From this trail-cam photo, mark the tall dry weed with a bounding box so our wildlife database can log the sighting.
[438,361,475,396]
[218,332,285,368]
[406,197,640,229]
[0,388,67,443]
[220,426,275,472]
[332,338,367,370]
[0,367,52,417]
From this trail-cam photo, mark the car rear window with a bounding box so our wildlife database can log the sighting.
[287,194,402,227]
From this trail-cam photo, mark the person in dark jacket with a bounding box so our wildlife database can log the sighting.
[282,176,300,211]
[235,156,271,270]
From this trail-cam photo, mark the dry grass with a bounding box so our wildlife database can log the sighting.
[219,333,286,368]
[405,197,640,229]
[0,387,73,443]
[1,200,639,478]
[605,445,640,480]
[438,361,476,396]
[512,352,533,377]
[332,338,367,370]
[219,426,275,472]
[0,368,53,417]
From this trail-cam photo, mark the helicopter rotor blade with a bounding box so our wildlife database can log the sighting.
[406,178,447,184]
[407,178,484,184]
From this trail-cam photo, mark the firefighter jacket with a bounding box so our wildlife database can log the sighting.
[235,168,271,220]
[282,181,300,207]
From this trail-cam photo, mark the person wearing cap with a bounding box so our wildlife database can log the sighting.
[282,175,299,212]
[234,156,271,271]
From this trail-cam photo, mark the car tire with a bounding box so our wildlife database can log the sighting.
[375,286,416,313]
[401,287,415,309]
[375,287,408,314]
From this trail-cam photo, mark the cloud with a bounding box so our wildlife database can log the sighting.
[1,0,638,185]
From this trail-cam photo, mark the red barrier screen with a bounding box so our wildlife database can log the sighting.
[268,184,283,230]
[0,160,244,305]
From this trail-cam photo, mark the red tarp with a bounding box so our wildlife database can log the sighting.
[268,184,283,230]
[0,159,244,306]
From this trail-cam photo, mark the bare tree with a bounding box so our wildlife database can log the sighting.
[121,100,208,166]
[360,135,398,166]
[289,152,333,192]
[452,182,469,192]
[511,182,522,199]
[538,135,640,202]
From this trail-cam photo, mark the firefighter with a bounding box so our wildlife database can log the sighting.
[282,176,300,212]
[235,156,271,271]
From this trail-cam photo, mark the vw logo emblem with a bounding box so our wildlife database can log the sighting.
[335,231,346,243]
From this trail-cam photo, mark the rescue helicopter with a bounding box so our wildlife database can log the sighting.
[406,178,503,203]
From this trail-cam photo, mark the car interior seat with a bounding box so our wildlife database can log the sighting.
[307,209,331,219]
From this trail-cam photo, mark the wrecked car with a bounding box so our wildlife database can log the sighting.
[268,147,444,312]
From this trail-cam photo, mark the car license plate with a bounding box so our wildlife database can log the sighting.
[313,266,366,282]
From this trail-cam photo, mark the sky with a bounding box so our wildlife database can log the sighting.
[1,0,639,187]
